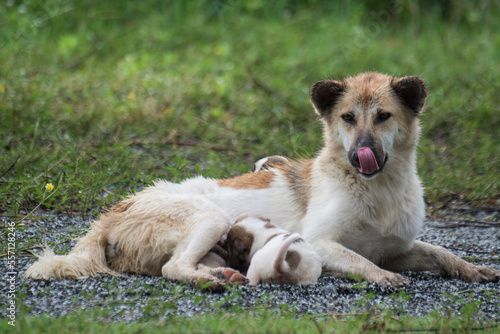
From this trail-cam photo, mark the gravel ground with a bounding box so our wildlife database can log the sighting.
[1,212,499,323]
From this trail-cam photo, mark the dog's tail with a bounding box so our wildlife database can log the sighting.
[25,220,117,279]
[274,233,302,275]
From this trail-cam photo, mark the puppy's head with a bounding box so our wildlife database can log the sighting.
[310,73,428,179]
[226,225,254,273]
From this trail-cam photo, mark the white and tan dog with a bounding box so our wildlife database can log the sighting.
[26,73,500,287]
[226,216,321,285]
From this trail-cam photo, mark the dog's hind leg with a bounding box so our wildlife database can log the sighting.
[160,198,238,287]
[382,240,500,283]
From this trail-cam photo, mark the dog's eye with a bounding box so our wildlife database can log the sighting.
[377,112,391,122]
[341,114,354,124]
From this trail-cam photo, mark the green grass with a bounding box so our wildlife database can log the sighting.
[4,280,500,334]
[3,303,500,334]
[4,273,500,333]
[1,0,499,215]
[1,0,499,332]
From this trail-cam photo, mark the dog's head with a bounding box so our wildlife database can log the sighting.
[310,72,428,179]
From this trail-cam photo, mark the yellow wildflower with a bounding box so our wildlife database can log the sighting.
[127,92,136,100]
[45,183,54,192]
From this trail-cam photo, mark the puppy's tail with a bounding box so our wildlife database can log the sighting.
[274,233,302,275]
[25,220,117,280]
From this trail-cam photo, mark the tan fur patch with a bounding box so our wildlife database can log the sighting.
[264,222,277,229]
[229,225,254,247]
[342,73,389,108]
[234,216,271,225]
[285,250,301,270]
[226,225,255,272]
[257,156,290,171]
[265,156,289,166]
[265,233,280,245]
[278,160,313,218]
[110,199,134,213]
[217,171,275,189]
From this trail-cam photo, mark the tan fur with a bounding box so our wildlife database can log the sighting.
[226,225,254,272]
[265,234,280,245]
[235,215,270,224]
[285,250,301,270]
[264,222,277,229]
[110,199,135,214]
[252,155,291,172]
[217,171,275,189]
[279,160,313,219]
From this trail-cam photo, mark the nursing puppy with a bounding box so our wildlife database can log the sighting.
[226,216,322,285]
[26,73,500,287]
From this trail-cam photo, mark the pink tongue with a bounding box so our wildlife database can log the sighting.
[358,147,379,174]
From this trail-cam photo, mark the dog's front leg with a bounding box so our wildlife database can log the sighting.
[313,239,408,286]
[382,240,500,282]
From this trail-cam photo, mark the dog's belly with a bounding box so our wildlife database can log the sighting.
[213,187,303,230]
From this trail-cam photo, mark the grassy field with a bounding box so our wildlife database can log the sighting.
[4,307,500,334]
[1,0,499,332]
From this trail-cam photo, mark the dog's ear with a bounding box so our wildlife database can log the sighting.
[391,76,428,114]
[310,79,345,117]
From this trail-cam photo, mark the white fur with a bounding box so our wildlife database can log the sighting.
[231,217,321,285]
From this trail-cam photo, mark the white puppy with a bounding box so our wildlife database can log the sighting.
[226,216,322,285]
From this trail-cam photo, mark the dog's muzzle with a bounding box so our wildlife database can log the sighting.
[349,147,387,178]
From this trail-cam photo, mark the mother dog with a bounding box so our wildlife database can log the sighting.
[26,73,499,286]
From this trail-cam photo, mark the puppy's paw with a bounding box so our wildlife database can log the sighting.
[217,268,247,285]
[223,268,247,284]
[454,264,500,283]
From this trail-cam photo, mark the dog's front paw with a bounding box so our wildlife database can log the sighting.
[194,277,225,291]
[453,264,500,283]
[372,270,408,287]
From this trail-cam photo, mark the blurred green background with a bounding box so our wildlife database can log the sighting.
[1,0,499,215]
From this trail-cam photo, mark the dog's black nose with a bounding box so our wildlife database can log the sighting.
[350,150,360,168]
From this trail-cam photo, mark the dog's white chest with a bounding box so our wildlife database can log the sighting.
[299,174,424,264]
